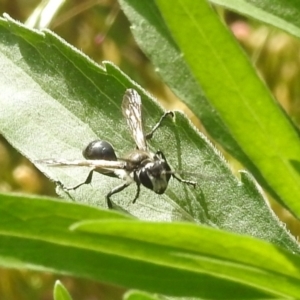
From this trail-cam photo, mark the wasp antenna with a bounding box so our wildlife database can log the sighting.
[164,170,225,181]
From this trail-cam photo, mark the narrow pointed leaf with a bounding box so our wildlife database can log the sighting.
[54,281,73,300]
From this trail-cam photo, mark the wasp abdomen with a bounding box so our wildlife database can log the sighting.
[83,140,117,161]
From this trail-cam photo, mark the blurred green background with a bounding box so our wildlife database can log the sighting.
[1,0,300,299]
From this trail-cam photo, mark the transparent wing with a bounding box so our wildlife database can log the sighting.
[122,89,147,151]
[35,159,126,171]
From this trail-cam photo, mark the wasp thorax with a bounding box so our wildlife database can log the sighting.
[83,140,117,161]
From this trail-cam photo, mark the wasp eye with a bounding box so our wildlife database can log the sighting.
[139,169,153,190]
[83,140,117,161]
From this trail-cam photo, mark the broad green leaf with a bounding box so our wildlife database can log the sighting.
[210,0,300,39]
[0,192,299,299]
[0,13,298,250]
[0,14,299,251]
[53,280,73,300]
[119,0,300,218]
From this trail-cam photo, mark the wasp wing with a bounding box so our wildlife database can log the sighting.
[35,159,126,171]
[122,89,147,151]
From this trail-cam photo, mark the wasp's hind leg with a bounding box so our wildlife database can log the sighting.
[146,111,174,140]
[57,169,95,192]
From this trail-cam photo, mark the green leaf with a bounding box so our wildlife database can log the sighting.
[1,192,300,299]
[74,218,300,299]
[0,14,299,251]
[118,0,300,218]
[53,280,73,300]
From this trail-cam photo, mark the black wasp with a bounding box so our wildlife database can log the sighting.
[38,89,196,209]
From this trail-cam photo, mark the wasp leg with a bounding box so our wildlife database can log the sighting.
[106,182,131,209]
[146,111,174,140]
[172,173,197,188]
[132,173,141,204]
[66,169,95,190]
[56,169,95,192]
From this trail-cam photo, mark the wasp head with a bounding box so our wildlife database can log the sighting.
[138,151,171,194]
